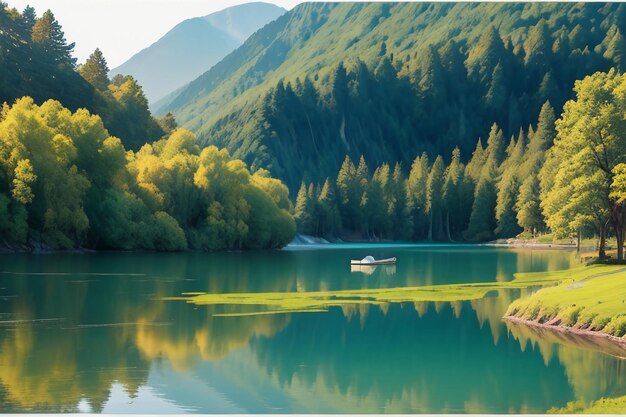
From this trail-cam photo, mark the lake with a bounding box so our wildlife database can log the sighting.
[0,245,624,413]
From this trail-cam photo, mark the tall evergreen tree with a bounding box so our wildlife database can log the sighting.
[336,155,359,231]
[79,48,110,91]
[407,153,430,239]
[31,10,76,66]
[317,177,341,238]
[442,147,465,240]
[389,162,412,240]
[294,182,314,235]
[517,101,555,233]
[465,169,497,241]
[426,156,445,241]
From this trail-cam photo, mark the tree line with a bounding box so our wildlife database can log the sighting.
[202,3,626,192]
[0,98,295,251]
[294,101,554,243]
[295,70,626,262]
[0,3,165,151]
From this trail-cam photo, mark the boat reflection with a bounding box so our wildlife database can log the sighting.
[350,264,396,275]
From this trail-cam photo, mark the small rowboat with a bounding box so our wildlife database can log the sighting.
[350,256,397,265]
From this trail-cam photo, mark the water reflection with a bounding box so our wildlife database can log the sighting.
[0,247,621,413]
[505,321,626,403]
[350,264,396,275]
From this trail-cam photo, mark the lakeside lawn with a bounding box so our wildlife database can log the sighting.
[506,265,626,339]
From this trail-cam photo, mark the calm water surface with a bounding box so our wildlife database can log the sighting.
[0,244,624,413]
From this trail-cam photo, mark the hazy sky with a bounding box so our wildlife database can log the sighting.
[5,0,306,68]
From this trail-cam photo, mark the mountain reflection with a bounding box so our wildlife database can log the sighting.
[0,248,620,413]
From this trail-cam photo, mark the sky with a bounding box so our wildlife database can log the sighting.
[4,0,305,68]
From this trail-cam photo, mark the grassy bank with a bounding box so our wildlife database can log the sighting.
[505,265,626,341]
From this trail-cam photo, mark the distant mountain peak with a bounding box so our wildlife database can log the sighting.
[204,2,287,43]
[110,2,285,104]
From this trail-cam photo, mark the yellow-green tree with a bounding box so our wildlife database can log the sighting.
[541,70,626,259]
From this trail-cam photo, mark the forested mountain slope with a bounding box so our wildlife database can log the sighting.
[158,2,626,191]
[111,2,285,104]
[0,4,164,150]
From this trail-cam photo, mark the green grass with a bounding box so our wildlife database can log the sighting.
[548,395,626,414]
[506,265,626,337]
[164,265,592,316]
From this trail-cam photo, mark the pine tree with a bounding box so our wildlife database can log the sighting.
[336,155,359,231]
[79,48,110,91]
[604,26,626,70]
[389,162,412,240]
[21,6,37,31]
[465,169,497,241]
[317,177,341,238]
[367,164,390,239]
[31,10,76,66]
[294,182,314,235]
[484,62,507,113]
[485,123,505,167]
[407,153,430,239]
[495,169,522,237]
[465,126,503,241]
[442,147,464,240]
[516,175,543,236]
[517,101,555,233]
[426,156,446,241]
[466,26,506,83]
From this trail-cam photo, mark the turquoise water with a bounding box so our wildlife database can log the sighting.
[0,245,624,413]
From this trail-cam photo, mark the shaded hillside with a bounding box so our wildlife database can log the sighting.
[158,2,626,191]
[111,2,285,104]
[0,4,164,151]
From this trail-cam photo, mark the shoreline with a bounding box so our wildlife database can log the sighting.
[503,315,626,353]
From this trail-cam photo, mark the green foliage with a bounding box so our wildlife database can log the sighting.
[442,148,465,240]
[540,70,626,258]
[495,169,522,238]
[79,48,110,91]
[0,99,294,251]
[104,75,165,150]
[0,4,164,151]
[294,182,314,235]
[465,172,497,241]
[157,112,178,134]
[426,156,445,241]
[159,2,620,191]
[407,153,430,239]
[516,175,543,235]
[31,10,76,67]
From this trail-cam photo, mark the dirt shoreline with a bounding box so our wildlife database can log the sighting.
[485,241,584,250]
[503,315,626,352]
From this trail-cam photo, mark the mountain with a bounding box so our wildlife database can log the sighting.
[157,2,626,191]
[110,2,286,104]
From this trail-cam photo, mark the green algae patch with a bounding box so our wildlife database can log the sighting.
[506,264,626,337]
[548,395,626,414]
[166,266,583,317]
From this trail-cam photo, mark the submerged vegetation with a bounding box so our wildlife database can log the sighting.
[167,265,592,317]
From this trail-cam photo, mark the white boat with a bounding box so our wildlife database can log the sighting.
[350,256,397,265]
